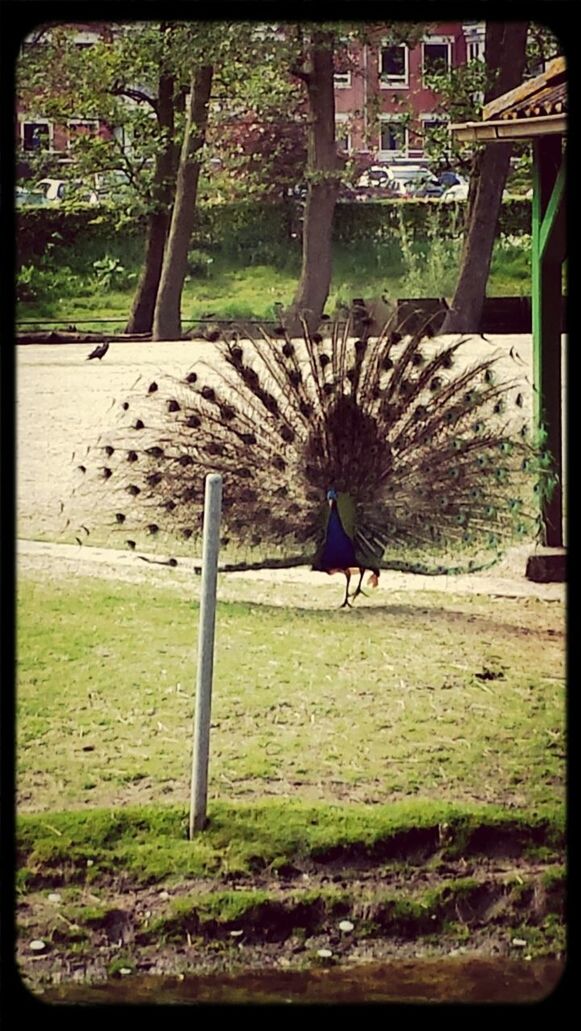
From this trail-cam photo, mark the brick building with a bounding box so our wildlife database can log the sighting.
[16,22,486,167]
[334,22,485,161]
[16,25,115,163]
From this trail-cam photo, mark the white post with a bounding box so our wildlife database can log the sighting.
[189,473,222,837]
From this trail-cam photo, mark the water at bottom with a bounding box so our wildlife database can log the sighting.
[38,957,564,1005]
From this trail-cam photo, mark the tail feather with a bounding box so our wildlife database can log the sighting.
[70,314,548,572]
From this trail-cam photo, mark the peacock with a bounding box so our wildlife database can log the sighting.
[72,312,549,606]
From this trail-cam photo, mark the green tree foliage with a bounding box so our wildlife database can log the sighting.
[421,22,563,179]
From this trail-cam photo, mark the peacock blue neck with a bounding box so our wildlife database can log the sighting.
[321,500,357,569]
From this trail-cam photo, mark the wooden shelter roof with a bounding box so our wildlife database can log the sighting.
[451,56,567,142]
[483,57,567,121]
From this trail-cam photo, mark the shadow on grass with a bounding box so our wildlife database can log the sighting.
[221,597,565,644]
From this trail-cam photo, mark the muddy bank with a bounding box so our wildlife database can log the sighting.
[17,848,565,997]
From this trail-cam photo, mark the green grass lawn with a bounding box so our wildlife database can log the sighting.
[17,572,565,814]
[16,239,532,331]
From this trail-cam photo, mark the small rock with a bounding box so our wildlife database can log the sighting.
[317,948,333,959]
[229,929,244,937]
[159,890,170,900]
[30,940,47,952]
[119,968,132,976]
[86,859,94,868]
[511,938,527,947]
[339,920,354,933]
[48,893,62,903]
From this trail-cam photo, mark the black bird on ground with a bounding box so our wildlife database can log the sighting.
[75,314,549,606]
[87,341,110,361]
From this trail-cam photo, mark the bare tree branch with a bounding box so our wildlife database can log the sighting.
[111,81,159,114]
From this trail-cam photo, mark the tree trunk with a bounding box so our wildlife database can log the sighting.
[152,65,213,341]
[125,212,171,335]
[441,22,529,334]
[125,72,181,334]
[286,32,342,336]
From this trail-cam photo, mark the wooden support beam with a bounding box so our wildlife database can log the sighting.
[532,137,565,547]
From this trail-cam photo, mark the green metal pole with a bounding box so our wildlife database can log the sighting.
[531,137,564,548]
[531,140,543,433]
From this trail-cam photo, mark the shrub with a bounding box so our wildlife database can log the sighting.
[92,256,137,291]
[16,198,532,270]
[186,248,215,277]
[397,205,464,298]
[16,262,88,304]
[16,264,41,302]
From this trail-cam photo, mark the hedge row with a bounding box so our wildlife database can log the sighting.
[16,198,531,266]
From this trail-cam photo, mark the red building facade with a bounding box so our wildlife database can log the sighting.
[16,25,115,161]
[17,22,485,167]
[334,23,482,161]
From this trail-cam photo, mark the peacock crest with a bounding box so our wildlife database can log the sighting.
[72,313,549,590]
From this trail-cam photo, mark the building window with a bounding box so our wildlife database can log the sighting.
[463,21,486,63]
[379,119,408,156]
[335,115,351,153]
[421,117,450,156]
[334,36,354,88]
[67,120,99,148]
[423,39,452,82]
[468,40,484,62]
[21,121,51,151]
[379,44,409,88]
[334,70,352,88]
[422,117,448,135]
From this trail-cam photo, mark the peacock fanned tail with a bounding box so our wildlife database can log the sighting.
[72,313,549,574]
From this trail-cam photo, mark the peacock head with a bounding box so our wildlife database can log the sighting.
[326,488,338,506]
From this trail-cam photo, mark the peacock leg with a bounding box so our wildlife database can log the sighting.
[350,568,368,600]
[340,571,352,608]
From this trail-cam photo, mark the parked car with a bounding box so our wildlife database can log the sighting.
[93,169,135,203]
[357,166,388,188]
[35,178,99,204]
[436,170,467,190]
[15,185,49,207]
[413,179,447,198]
[336,183,360,202]
[441,182,469,202]
[286,183,309,203]
[286,181,367,204]
[352,184,397,202]
[383,165,442,198]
